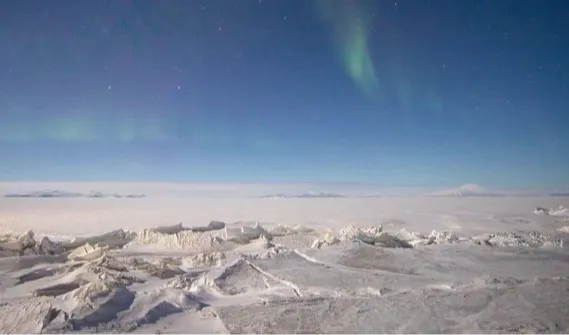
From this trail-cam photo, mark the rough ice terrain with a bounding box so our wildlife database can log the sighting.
[1,197,569,333]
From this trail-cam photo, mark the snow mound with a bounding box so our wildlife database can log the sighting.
[211,258,276,295]
[199,257,297,298]
[69,287,137,331]
[118,287,204,331]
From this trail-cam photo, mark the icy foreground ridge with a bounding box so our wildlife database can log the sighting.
[1,218,568,333]
[0,221,314,259]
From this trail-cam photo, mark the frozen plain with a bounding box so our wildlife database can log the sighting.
[1,194,569,333]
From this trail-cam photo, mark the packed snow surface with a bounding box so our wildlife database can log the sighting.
[1,196,569,333]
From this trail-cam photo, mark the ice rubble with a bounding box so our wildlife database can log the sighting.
[0,221,298,260]
[129,228,221,252]
[0,228,135,260]
[126,221,232,251]
[311,225,412,249]
[557,226,569,233]
[221,222,271,244]
[0,230,63,257]
[128,221,315,252]
[310,225,564,250]
[395,229,564,248]
[534,207,550,215]
[216,222,312,243]
[534,205,569,217]
[309,225,454,249]
[67,243,108,261]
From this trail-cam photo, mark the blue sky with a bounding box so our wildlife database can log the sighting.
[0,0,568,188]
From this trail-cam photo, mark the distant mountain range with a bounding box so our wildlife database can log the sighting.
[4,190,146,199]
[4,186,567,199]
[428,184,569,197]
[428,184,507,197]
[260,191,345,199]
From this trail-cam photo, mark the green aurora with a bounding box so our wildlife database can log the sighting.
[314,0,379,98]
[0,114,169,143]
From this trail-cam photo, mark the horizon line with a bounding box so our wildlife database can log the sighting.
[0,180,566,191]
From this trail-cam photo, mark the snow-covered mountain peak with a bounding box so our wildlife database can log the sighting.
[430,184,501,197]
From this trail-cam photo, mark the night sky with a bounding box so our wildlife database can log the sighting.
[0,0,568,188]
